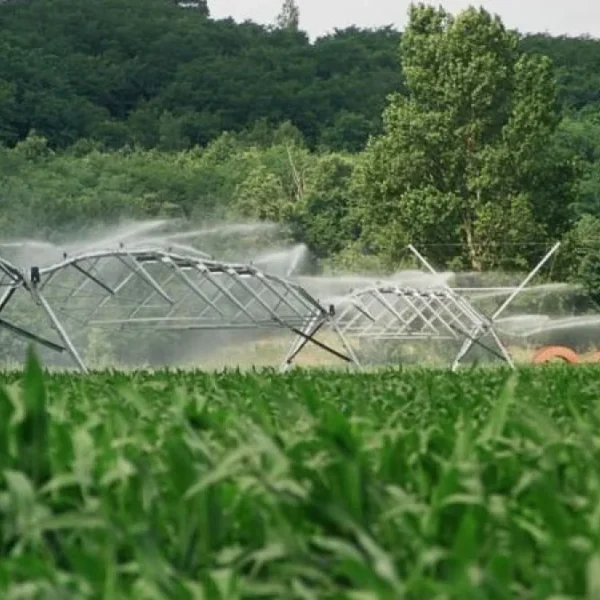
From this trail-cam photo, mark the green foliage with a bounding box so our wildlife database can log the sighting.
[0,139,199,236]
[1,357,600,596]
[275,0,300,32]
[0,130,357,262]
[555,215,600,303]
[554,115,600,219]
[0,0,402,152]
[521,34,600,112]
[353,4,576,271]
[0,0,599,156]
[294,153,357,258]
[2,0,600,286]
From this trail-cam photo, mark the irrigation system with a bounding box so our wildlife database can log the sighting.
[0,245,356,372]
[0,240,562,371]
[281,242,562,371]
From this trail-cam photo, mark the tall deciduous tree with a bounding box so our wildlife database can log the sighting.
[352,3,576,271]
[275,0,300,31]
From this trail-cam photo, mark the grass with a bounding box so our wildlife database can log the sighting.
[1,350,600,598]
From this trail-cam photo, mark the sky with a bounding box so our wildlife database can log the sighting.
[209,0,600,40]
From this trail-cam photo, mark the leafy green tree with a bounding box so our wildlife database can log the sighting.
[554,114,600,219]
[12,130,53,161]
[0,78,20,145]
[228,139,310,223]
[293,153,356,258]
[319,111,375,152]
[352,4,576,271]
[521,34,600,112]
[157,111,189,151]
[554,215,600,303]
[231,164,290,222]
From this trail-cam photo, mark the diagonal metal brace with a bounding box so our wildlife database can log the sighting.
[71,262,116,295]
[0,317,65,352]
[446,321,507,363]
[228,269,353,364]
[283,319,326,367]
[0,287,16,314]
[117,254,174,305]
[288,323,353,363]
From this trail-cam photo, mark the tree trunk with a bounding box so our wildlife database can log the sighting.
[464,189,482,271]
[464,217,482,271]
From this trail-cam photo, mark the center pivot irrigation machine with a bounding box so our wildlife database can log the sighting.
[281,242,562,371]
[0,244,357,372]
[0,240,564,371]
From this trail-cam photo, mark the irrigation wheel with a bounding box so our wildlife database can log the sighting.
[531,345,579,365]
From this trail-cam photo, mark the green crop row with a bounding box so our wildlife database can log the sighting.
[1,352,600,598]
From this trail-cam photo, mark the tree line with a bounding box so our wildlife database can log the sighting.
[0,0,402,151]
[1,0,600,298]
[1,0,599,152]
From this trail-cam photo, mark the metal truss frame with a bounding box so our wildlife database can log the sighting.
[0,247,355,372]
[0,257,67,353]
[282,242,561,371]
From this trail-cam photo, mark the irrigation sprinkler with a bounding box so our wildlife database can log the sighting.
[282,242,562,371]
[0,240,572,371]
[0,247,353,371]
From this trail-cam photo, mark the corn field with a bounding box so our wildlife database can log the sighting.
[1,351,600,598]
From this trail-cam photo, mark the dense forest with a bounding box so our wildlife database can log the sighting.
[1,0,600,152]
[1,0,600,290]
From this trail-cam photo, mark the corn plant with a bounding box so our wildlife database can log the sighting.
[1,352,600,598]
